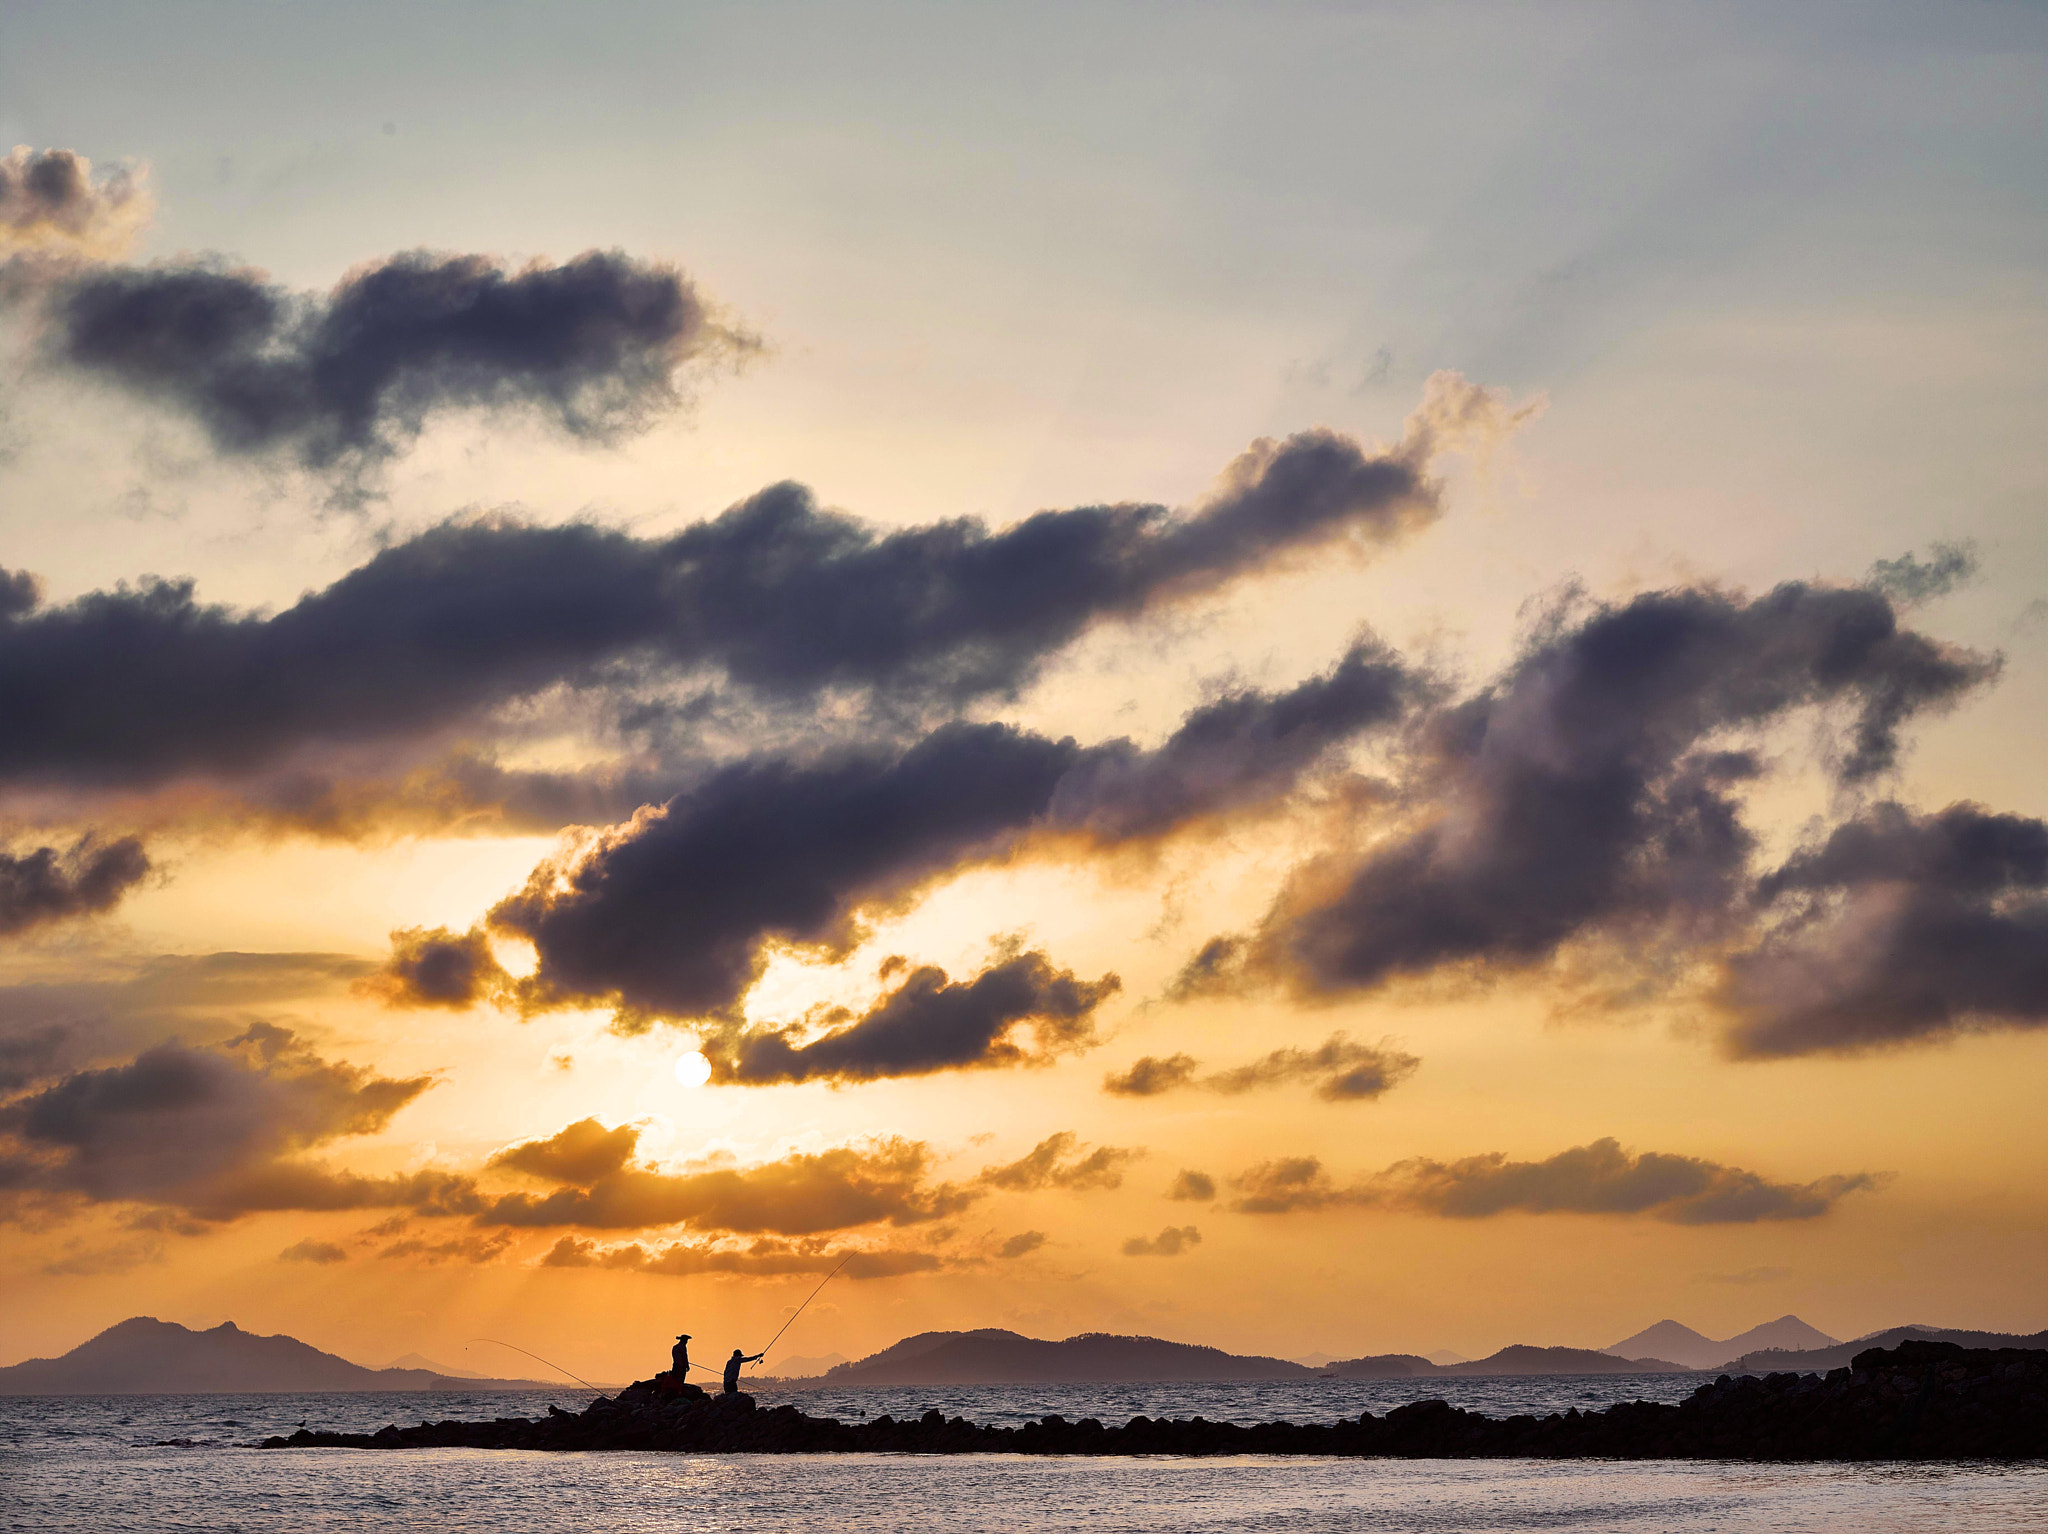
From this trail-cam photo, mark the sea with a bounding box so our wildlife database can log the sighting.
[4,1376,2044,1532]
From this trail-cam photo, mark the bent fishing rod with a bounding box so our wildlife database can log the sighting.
[749,1255,851,1373]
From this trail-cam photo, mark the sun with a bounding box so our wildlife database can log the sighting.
[673,1050,713,1089]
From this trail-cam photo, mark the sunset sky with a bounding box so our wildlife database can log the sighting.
[2,1,2044,1385]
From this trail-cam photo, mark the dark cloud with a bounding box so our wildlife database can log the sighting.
[1106,1036,1418,1101]
[0,950,374,1090]
[362,926,510,1010]
[477,1134,975,1234]
[0,147,148,254]
[540,1233,941,1279]
[0,1023,440,1220]
[0,439,1431,801]
[706,950,1119,1085]
[1230,1138,1882,1224]
[483,642,1418,1022]
[31,248,747,473]
[1867,541,1978,607]
[1040,636,1427,841]
[1121,1224,1201,1257]
[997,1229,1047,1258]
[1223,581,1995,1001]
[1204,1035,1420,1101]
[1166,1170,1216,1202]
[977,1132,1139,1193]
[0,834,149,935]
[610,376,1480,706]
[279,1238,348,1264]
[1102,1054,1201,1097]
[1164,937,1246,1001]
[1718,801,2048,1058]
[488,1118,641,1185]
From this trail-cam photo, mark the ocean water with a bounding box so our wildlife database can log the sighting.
[4,1381,2044,1533]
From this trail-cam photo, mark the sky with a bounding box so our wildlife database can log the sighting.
[0,0,2044,1384]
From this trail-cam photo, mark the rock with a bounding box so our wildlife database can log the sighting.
[260,1340,2048,1461]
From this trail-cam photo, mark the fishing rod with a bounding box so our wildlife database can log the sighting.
[750,1255,851,1372]
[467,1337,604,1393]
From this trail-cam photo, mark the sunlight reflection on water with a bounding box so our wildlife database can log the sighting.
[5,1389,2045,1533]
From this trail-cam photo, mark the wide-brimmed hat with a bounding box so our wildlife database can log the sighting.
[676,1334,691,1340]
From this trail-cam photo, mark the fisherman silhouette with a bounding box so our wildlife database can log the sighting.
[671,1334,692,1380]
[723,1347,763,1394]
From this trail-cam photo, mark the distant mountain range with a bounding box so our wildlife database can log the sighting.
[1601,1315,1838,1371]
[0,1318,552,1395]
[10,1314,2043,1395]
[1719,1324,2048,1375]
[1324,1345,1691,1378]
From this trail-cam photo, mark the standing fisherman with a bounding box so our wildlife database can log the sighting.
[722,1347,763,1394]
[671,1334,692,1381]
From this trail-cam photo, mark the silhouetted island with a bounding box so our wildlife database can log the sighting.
[265,1341,2048,1460]
[1323,1345,1690,1378]
[1717,1324,2048,1376]
[803,1328,1314,1385]
[0,1318,547,1394]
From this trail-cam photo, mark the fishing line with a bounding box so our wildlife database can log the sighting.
[751,1256,851,1371]
[466,1337,603,1393]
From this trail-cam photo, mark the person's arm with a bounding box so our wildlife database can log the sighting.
[747,1352,764,1363]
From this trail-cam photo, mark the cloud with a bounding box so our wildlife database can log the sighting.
[0,359,1464,834]
[362,926,511,1010]
[1106,1035,1418,1102]
[1205,1035,1420,1101]
[1166,1170,1216,1202]
[1229,1139,1882,1224]
[0,834,149,935]
[0,147,150,255]
[978,1132,1140,1193]
[997,1230,1047,1258]
[539,1232,941,1279]
[1716,801,2048,1057]
[27,248,749,476]
[477,1134,975,1234]
[279,1238,348,1264]
[489,1118,641,1185]
[482,642,1418,1022]
[1121,1224,1201,1257]
[1217,581,1995,1002]
[1102,1054,1201,1097]
[0,1023,441,1220]
[706,950,1119,1085]
[379,1230,512,1265]
[1867,541,1978,607]
[0,950,375,1090]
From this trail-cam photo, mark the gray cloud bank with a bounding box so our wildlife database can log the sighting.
[1104,1034,1418,1102]
[705,951,1119,1085]
[1161,577,2035,1056]
[0,1022,453,1222]
[0,427,1437,801]
[22,248,746,474]
[1231,1138,1882,1224]
[0,147,148,254]
[1720,801,2048,1057]
[0,834,148,935]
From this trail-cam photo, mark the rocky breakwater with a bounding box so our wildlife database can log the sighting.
[260,1342,2048,1460]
